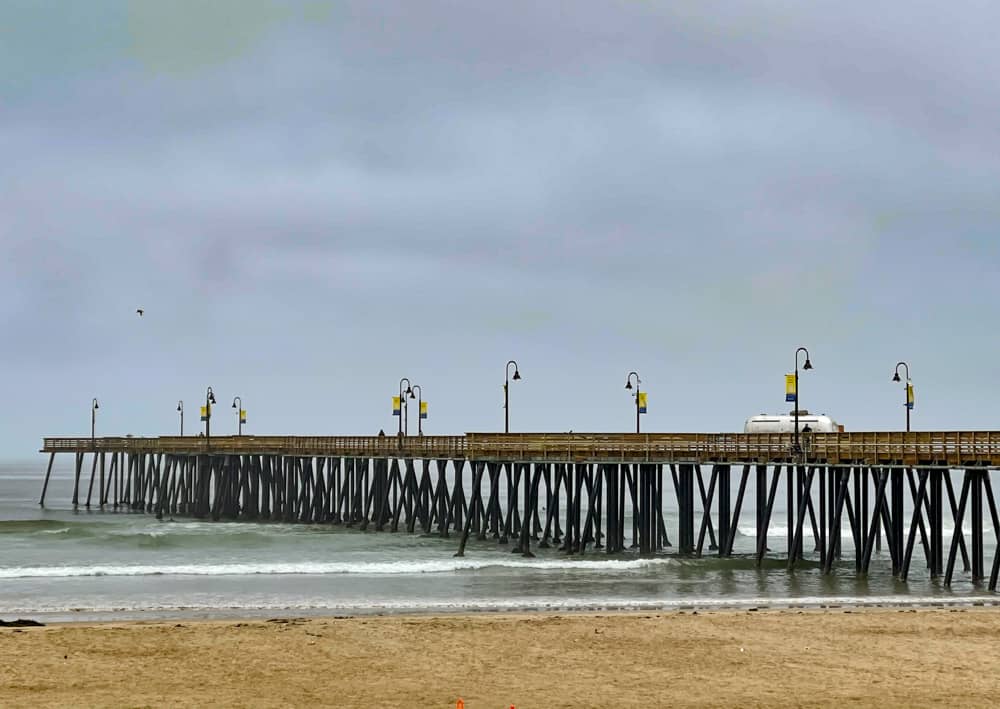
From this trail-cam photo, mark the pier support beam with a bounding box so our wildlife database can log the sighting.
[945,471,972,587]
[38,453,56,507]
[756,465,782,566]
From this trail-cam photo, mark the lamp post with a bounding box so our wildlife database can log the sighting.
[793,347,813,453]
[177,401,184,436]
[91,398,99,447]
[504,360,521,434]
[625,372,641,433]
[204,386,216,443]
[892,361,912,432]
[411,385,424,436]
[232,396,243,436]
[398,378,414,436]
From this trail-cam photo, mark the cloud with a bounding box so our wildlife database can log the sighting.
[2,1,1000,454]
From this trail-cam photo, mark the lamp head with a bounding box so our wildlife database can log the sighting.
[625,380,633,390]
[512,370,521,381]
[232,401,237,409]
[408,390,416,399]
[892,371,901,382]
[93,400,99,410]
[177,404,182,412]
[209,393,216,404]
[803,359,813,371]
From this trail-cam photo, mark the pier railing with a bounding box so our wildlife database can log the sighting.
[465,431,1000,466]
[41,431,1000,467]
[41,435,469,458]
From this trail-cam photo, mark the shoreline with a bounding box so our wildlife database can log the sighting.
[5,594,1000,625]
[4,607,1000,707]
[15,601,1000,627]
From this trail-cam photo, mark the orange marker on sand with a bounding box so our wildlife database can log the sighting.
[456,700,464,709]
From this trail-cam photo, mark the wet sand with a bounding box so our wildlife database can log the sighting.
[2,608,999,707]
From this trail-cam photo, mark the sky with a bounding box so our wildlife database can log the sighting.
[3,1,1000,457]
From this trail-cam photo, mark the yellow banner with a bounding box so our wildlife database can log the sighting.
[906,383,914,409]
[200,405,208,422]
[392,396,401,415]
[785,374,797,402]
[637,392,648,414]
[240,409,247,423]
[420,401,428,419]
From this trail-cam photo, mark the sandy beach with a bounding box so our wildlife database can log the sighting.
[2,608,999,707]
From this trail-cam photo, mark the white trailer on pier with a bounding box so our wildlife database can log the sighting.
[743,411,843,434]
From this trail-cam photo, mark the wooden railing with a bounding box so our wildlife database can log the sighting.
[41,435,468,458]
[464,432,1000,466]
[40,431,1000,467]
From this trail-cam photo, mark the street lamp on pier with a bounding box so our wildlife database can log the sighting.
[91,398,99,447]
[793,347,813,453]
[398,378,414,436]
[204,387,216,443]
[892,362,913,432]
[232,396,244,436]
[411,385,425,436]
[177,401,184,436]
[504,360,521,434]
[624,372,642,433]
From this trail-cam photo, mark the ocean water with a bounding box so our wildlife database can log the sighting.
[1,460,996,622]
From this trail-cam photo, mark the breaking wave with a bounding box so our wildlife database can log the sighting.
[0,557,678,579]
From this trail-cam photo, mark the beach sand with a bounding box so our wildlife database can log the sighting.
[2,608,999,707]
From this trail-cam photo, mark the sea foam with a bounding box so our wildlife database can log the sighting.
[0,556,677,579]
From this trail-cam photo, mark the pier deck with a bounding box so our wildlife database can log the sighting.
[41,430,1000,467]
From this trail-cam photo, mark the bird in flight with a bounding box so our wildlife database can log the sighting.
[136,308,144,317]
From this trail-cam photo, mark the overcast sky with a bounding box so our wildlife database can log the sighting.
[3,1,1000,457]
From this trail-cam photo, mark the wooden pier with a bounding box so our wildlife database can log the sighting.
[38,431,1000,590]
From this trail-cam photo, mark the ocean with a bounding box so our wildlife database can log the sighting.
[1,460,995,622]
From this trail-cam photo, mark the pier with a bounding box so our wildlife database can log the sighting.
[38,431,1000,590]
